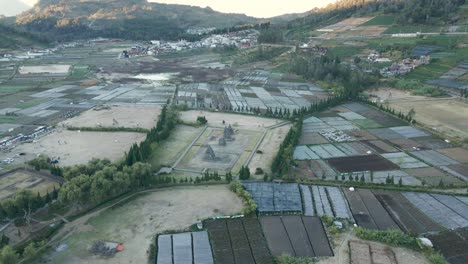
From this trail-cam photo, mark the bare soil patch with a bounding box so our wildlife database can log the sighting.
[1,130,145,166]
[179,111,283,131]
[59,106,161,129]
[46,185,243,264]
[19,65,71,74]
[0,169,60,201]
[248,123,292,176]
[438,148,468,163]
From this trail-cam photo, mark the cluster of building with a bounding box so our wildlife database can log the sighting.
[0,126,53,153]
[367,50,392,63]
[380,56,431,77]
[298,43,328,56]
[145,30,258,55]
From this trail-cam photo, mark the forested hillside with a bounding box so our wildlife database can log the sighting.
[288,0,466,30]
[13,0,258,41]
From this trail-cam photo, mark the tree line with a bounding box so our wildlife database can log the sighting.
[125,104,179,166]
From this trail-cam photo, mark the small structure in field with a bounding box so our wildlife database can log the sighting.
[205,145,216,160]
[90,241,123,256]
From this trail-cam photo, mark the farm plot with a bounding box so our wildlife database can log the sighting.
[388,139,423,151]
[413,137,453,150]
[368,128,404,140]
[351,119,383,129]
[349,240,398,264]
[156,231,213,264]
[294,160,338,180]
[346,129,377,141]
[359,110,406,128]
[0,169,61,201]
[405,167,463,185]
[327,154,399,173]
[362,140,398,153]
[372,190,442,234]
[299,132,329,145]
[242,182,302,214]
[60,106,161,129]
[428,229,468,264]
[177,128,262,173]
[19,65,71,74]
[300,185,352,219]
[205,218,273,264]
[260,216,333,258]
[437,148,468,163]
[381,152,429,169]
[440,164,468,182]
[342,188,400,230]
[2,130,146,167]
[410,150,459,166]
[389,126,429,138]
[402,192,468,229]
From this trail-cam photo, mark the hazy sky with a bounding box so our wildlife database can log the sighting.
[22,0,336,18]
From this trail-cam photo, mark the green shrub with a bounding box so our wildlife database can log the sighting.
[355,227,420,250]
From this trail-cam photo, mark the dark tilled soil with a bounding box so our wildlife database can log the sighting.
[327,154,399,173]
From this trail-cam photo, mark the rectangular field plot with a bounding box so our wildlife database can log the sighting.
[205,218,273,264]
[428,229,468,264]
[351,119,383,129]
[260,216,333,258]
[299,132,329,145]
[362,140,398,153]
[372,190,442,234]
[243,182,302,214]
[156,231,213,264]
[405,167,464,185]
[309,144,346,159]
[327,154,399,173]
[388,139,423,152]
[301,185,352,219]
[410,150,459,166]
[389,126,429,138]
[437,148,468,163]
[343,188,400,231]
[349,240,398,264]
[293,146,319,160]
[368,128,404,140]
[338,112,366,120]
[382,152,429,169]
[402,193,468,229]
[440,164,468,182]
[414,137,453,150]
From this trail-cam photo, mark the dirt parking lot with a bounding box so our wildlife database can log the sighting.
[45,185,243,264]
[1,130,146,166]
[179,111,283,131]
[59,106,161,129]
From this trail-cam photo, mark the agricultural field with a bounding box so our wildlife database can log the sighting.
[45,185,243,264]
[0,130,146,166]
[157,231,213,264]
[292,102,468,186]
[243,182,302,214]
[18,65,71,75]
[59,106,161,129]
[0,169,61,201]
[260,216,333,258]
[205,218,273,264]
[428,228,468,264]
[300,185,352,219]
[343,188,400,231]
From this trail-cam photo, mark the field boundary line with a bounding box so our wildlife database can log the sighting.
[172,125,208,168]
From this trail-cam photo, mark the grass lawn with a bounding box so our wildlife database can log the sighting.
[362,15,396,26]
[329,46,364,58]
[69,65,90,80]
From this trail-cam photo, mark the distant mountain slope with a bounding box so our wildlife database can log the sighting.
[287,0,466,35]
[15,0,258,41]
[0,0,30,17]
[0,23,49,49]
